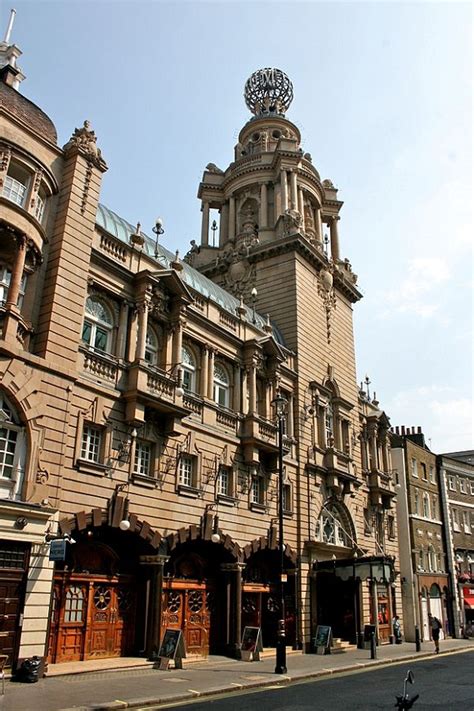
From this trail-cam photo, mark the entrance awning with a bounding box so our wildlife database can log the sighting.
[463,587,474,608]
[315,555,396,584]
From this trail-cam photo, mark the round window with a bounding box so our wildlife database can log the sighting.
[252,132,260,142]
[272,129,281,139]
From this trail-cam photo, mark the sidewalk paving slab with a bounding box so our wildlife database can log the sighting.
[1,639,473,711]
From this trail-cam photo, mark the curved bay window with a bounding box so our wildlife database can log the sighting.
[315,504,351,548]
[82,296,113,354]
[0,392,26,500]
[181,345,196,394]
[2,164,29,208]
[213,362,230,408]
[0,265,27,308]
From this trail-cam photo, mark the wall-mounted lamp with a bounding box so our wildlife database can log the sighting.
[251,287,258,324]
[205,503,221,544]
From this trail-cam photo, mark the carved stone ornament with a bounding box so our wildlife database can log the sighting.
[205,163,224,175]
[183,239,201,266]
[150,284,170,316]
[317,267,337,344]
[63,120,107,169]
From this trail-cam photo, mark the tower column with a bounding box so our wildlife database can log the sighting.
[201,345,209,398]
[298,188,305,230]
[220,203,229,245]
[5,235,26,309]
[315,206,323,244]
[274,183,282,222]
[330,215,341,261]
[259,183,268,228]
[135,298,150,361]
[201,202,210,246]
[233,363,241,412]
[280,170,288,212]
[290,171,298,210]
[228,197,236,241]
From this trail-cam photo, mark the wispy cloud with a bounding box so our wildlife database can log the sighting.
[387,385,473,452]
[384,257,450,317]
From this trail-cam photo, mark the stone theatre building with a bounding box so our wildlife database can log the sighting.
[0,45,401,672]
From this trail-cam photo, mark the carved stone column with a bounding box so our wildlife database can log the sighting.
[280,170,288,212]
[287,394,294,438]
[233,362,241,412]
[201,345,209,398]
[201,201,210,247]
[5,235,27,310]
[207,348,215,400]
[248,362,257,415]
[368,422,378,470]
[171,316,184,366]
[140,554,169,660]
[290,171,298,211]
[135,298,150,361]
[330,215,341,261]
[314,206,322,244]
[259,183,268,228]
[117,301,129,360]
[298,188,305,231]
[220,202,229,245]
[274,183,282,222]
[241,367,248,415]
[228,197,236,241]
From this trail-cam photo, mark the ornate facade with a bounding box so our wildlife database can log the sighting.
[0,54,401,673]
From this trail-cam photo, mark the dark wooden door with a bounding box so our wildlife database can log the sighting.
[55,582,88,662]
[0,542,29,668]
[161,585,212,657]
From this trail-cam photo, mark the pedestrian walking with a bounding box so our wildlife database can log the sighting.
[392,615,402,644]
[428,613,442,653]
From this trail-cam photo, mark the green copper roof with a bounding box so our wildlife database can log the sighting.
[96,203,285,346]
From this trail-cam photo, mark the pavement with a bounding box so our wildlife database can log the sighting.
[1,638,473,711]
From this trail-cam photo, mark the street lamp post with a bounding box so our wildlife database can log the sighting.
[272,393,287,675]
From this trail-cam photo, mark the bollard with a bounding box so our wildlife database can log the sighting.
[370,630,377,659]
[415,625,421,652]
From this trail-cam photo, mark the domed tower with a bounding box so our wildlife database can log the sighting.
[192,70,398,647]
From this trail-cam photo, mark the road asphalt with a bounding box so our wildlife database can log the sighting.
[1,638,473,711]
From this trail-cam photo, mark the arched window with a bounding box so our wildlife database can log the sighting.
[145,326,159,365]
[81,296,113,353]
[213,362,230,408]
[0,392,26,499]
[181,345,196,393]
[315,504,351,547]
[325,403,334,446]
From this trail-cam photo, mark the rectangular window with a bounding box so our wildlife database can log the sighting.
[251,475,264,505]
[413,488,420,515]
[387,515,395,540]
[418,549,424,570]
[411,458,418,478]
[178,455,194,488]
[460,479,466,494]
[448,476,456,491]
[471,482,474,496]
[0,266,26,308]
[432,495,438,520]
[35,194,45,222]
[81,425,102,462]
[422,494,430,518]
[216,466,230,497]
[463,511,471,534]
[452,508,460,531]
[0,426,17,479]
[3,175,27,207]
[429,466,436,484]
[282,483,292,513]
[134,440,152,477]
[421,463,427,481]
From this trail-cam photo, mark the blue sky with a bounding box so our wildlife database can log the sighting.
[4,1,472,452]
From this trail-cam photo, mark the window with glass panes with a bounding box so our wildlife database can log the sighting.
[145,328,159,365]
[251,475,264,505]
[422,493,430,518]
[429,466,436,483]
[0,426,17,479]
[35,193,45,222]
[217,466,230,496]
[81,296,113,353]
[81,425,102,462]
[179,455,194,487]
[181,346,196,393]
[325,404,334,445]
[2,174,27,207]
[134,440,152,477]
[282,483,291,512]
[0,266,27,307]
[213,363,230,407]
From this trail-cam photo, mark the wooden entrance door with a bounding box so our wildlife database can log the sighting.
[49,575,136,663]
[0,542,29,668]
[161,584,212,656]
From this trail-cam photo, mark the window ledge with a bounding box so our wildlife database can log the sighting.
[249,502,267,514]
[177,484,202,499]
[283,510,294,518]
[216,494,238,507]
[132,474,157,489]
[75,459,109,476]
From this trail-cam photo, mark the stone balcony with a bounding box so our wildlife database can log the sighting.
[123,362,189,431]
[240,413,278,463]
[367,468,396,508]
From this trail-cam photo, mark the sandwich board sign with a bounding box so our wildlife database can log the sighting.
[156,629,186,670]
[313,625,332,654]
[240,626,263,661]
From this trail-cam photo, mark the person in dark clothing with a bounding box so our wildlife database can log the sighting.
[428,613,442,653]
